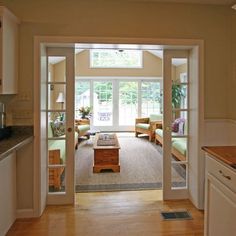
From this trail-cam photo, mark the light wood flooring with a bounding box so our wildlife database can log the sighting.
[7,190,204,236]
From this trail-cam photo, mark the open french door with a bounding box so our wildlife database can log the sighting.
[46,47,75,204]
[163,50,189,199]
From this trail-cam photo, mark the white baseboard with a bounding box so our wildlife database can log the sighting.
[16,209,35,218]
[204,119,236,146]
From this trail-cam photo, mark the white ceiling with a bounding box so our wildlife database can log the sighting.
[128,0,235,5]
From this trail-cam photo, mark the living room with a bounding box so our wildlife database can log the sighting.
[47,46,189,195]
[1,0,236,235]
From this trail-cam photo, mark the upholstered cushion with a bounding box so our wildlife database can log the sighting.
[136,123,150,130]
[155,129,179,137]
[149,114,163,122]
[77,124,90,133]
[172,138,187,156]
[155,128,163,136]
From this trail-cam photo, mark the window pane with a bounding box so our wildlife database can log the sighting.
[141,81,162,117]
[171,58,188,83]
[48,56,66,82]
[48,112,66,138]
[171,137,187,162]
[171,163,187,189]
[90,49,142,68]
[93,81,113,126]
[48,167,65,193]
[48,84,66,110]
[119,82,138,125]
[172,83,187,110]
[48,139,66,165]
[75,81,90,119]
[172,111,188,137]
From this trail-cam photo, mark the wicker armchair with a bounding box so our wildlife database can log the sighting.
[135,114,162,141]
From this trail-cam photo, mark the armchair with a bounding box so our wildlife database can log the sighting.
[135,114,162,141]
[75,119,90,139]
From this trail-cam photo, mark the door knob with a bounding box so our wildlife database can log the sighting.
[67,127,72,132]
[165,126,171,131]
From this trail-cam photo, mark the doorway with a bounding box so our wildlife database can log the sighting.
[34,37,204,214]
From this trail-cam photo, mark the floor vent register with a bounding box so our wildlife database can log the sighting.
[160,211,192,221]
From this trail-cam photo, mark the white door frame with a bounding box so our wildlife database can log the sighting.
[33,36,204,217]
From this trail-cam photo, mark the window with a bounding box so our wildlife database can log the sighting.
[90,49,143,68]
[141,81,162,117]
[74,81,90,119]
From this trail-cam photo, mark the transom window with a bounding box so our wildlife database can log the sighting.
[90,49,143,68]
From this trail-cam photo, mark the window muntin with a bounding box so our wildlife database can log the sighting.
[90,49,143,68]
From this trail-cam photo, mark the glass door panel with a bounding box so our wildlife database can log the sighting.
[46,48,75,204]
[93,81,113,126]
[141,81,162,117]
[48,56,66,82]
[163,51,189,199]
[48,84,66,110]
[119,81,138,126]
[171,162,187,188]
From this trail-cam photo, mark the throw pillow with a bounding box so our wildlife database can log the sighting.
[172,118,185,133]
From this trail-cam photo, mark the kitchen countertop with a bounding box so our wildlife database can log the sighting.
[0,126,33,161]
[202,146,236,170]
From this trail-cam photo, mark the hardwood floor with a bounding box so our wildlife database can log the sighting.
[7,190,204,236]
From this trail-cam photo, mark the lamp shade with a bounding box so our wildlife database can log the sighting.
[56,92,65,103]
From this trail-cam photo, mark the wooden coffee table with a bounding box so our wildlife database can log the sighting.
[93,133,120,173]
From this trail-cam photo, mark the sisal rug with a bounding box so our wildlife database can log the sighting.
[75,133,186,192]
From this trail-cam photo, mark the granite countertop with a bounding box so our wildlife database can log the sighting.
[202,146,236,170]
[0,126,34,161]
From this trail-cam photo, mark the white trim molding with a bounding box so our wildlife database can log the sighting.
[16,209,35,219]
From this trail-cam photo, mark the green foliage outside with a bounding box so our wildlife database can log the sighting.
[75,81,163,105]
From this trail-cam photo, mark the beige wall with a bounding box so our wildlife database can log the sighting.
[1,0,235,122]
[228,12,236,120]
[76,50,162,77]
[50,61,66,110]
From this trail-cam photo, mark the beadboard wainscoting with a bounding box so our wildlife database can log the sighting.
[204,119,236,146]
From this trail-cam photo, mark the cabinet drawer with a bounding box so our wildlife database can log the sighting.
[94,155,118,165]
[95,158,118,165]
[206,155,236,192]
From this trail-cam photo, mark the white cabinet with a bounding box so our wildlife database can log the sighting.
[0,151,16,235]
[204,155,236,236]
[0,6,19,94]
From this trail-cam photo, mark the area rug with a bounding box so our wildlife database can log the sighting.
[75,133,186,192]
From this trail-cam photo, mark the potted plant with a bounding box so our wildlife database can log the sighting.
[79,106,92,119]
[172,82,186,109]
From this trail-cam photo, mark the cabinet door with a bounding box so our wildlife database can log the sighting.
[205,173,236,236]
[0,7,19,94]
[0,152,16,235]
